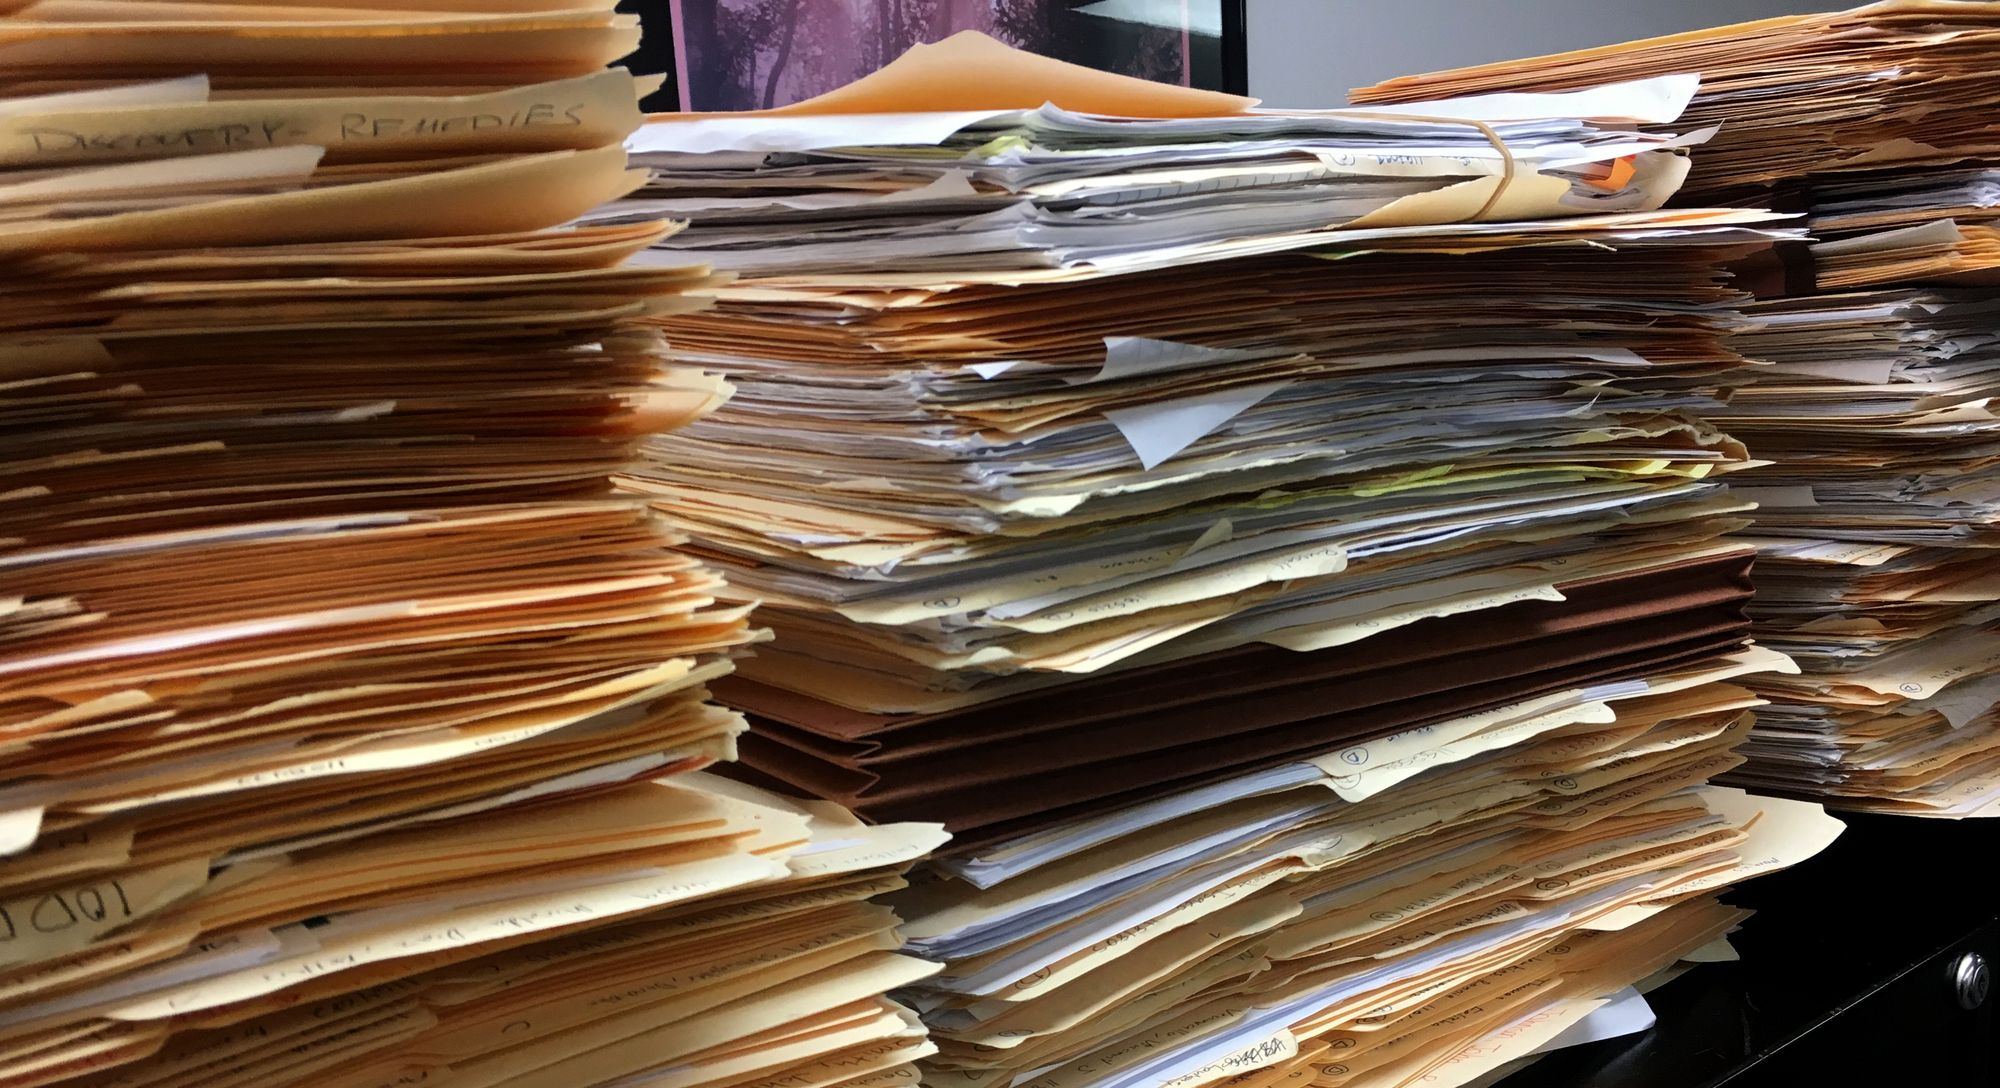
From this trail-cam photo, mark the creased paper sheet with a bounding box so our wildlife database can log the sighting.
[1532,987,1657,1054]
[1102,381,1288,469]
[629,109,1016,156]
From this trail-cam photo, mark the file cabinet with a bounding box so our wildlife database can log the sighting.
[1508,816,2000,1086]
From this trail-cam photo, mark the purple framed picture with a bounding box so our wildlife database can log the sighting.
[618,0,1245,112]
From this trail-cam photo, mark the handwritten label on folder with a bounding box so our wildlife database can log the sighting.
[12,104,588,156]
[0,72,638,167]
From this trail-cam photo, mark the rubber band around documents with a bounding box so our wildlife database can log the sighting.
[1336,110,1520,221]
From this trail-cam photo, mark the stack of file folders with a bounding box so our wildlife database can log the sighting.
[0,4,942,1088]
[896,680,1840,1088]
[622,33,1722,279]
[1357,1,2000,817]
[1352,1,2000,206]
[1708,288,2000,815]
[619,37,1796,845]
[618,36,1841,1085]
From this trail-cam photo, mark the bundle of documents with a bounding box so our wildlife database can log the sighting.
[0,3,938,1086]
[634,227,1801,847]
[1351,1,2000,202]
[1353,2,2000,816]
[618,34,1716,278]
[898,651,1842,1088]
[1812,166,2000,235]
[612,33,1843,1088]
[1807,163,2000,291]
[78,774,948,1088]
[1712,290,2000,815]
[1810,217,2000,290]
[616,44,1800,846]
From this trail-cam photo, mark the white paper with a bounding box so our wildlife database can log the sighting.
[1812,218,1965,256]
[1921,670,2000,729]
[1076,0,1223,37]
[1347,73,1701,125]
[0,807,41,856]
[1680,936,1741,964]
[1103,381,1288,469]
[1094,336,1273,385]
[1537,124,1721,168]
[1532,987,1657,1054]
[880,169,980,202]
[627,109,1016,155]
[1764,358,1897,384]
[964,338,1273,384]
[939,762,1322,887]
[1731,485,1818,509]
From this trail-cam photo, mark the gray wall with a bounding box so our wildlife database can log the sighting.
[1246,0,1835,108]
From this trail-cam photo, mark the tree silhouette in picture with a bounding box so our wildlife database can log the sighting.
[761,0,805,106]
[991,0,1056,52]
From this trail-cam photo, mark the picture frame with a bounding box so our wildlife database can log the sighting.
[617,0,1248,113]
